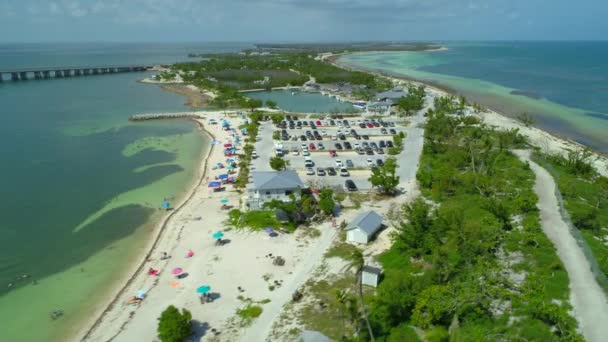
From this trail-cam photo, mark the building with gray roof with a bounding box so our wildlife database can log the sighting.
[346,210,384,243]
[247,170,304,210]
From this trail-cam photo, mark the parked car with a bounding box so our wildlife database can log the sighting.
[316,120,322,126]
[356,148,365,155]
[370,142,378,151]
[292,148,299,156]
[343,142,352,150]
[317,142,325,150]
[344,180,358,191]
[366,158,374,167]
[354,142,361,149]
[339,168,350,177]
[377,148,385,154]
[390,129,397,135]
[362,135,369,140]
[326,167,337,176]
[309,143,316,150]
[381,128,388,134]
[366,148,374,155]
[386,141,394,148]
[300,135,307,141]
[379,140,386,148]
[335,159,343,167]
[306,167,315,175]
[376,159,384,166]
[346,160,354,168]
[338,134,346,140]
[316,167,326,176]
[335,143,343,150]
[359,123,366,128]
[367,123,374,128]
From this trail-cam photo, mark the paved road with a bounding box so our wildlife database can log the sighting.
[515,150,608,342]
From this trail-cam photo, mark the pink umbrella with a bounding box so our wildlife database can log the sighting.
[171,267,183,275]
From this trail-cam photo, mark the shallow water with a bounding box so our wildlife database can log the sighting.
[339,42,608,152]
[0,43,247,341]
[245,89,358,113]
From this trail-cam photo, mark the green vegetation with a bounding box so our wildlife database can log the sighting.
[517,112,536,127]
[157,305,192,342]
[368,157,400,195]
[237,304,263,325]
[318,189,336,216]
[364,98,581,341]
[234,112,264,188]
[397,84,426,116]
[265,100,278,109]
[388,131,405,155]
[269,156,289,170]
[533,150,608,284]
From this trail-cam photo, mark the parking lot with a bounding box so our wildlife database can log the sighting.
[251,114,408,192]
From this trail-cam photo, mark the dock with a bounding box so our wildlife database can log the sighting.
[0,65,152,81]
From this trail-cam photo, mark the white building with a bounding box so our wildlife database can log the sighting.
[346,210,383,244]
[247,170,304,210]
[361,265,383,287]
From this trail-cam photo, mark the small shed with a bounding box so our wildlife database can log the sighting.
[362,265,383,287]
[346,210,383,244]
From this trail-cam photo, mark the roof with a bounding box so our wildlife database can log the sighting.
[376,89,405,100]
[362,265,383,275]
[298,330,331,342]
[347,210,383,235]
[250,170,304,191]
[368,101,394,108]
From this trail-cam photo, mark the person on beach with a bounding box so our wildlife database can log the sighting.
[160,252,168,260]
[186,249,194,258]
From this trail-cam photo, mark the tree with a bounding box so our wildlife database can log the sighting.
[269,156,289,171]
[266,100,278,109]
[157,305,192,342]
[318,189,336,216]
[368,158,400,195]
[347,249,375,341]
[246,98,263,112]
[270,112,285,125]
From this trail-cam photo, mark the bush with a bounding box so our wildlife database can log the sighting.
[157,305,192,342]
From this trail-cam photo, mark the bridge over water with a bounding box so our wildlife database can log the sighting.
[0,65,153,81]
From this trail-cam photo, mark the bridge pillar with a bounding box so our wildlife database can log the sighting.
[34,71,42,79]
[11,72,19,80]
[63,70,72,77]
[0,73,3,82]
[83,69,91,75]
[92,68,99,75]
[43,70,51,79]
[19,71,28,80]
[74,69,82,76]
[55,70,64,78]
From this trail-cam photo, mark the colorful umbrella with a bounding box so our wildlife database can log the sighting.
[171,267,183,275]
[264,228,274,234]
[162,201,170,209]
[212,232,224,239]
[196,286,211,294]
[226,159,235,163]
[220,199,229,204]
[216,162,223,166]
[136,290,147,299]
[226,166,234,171]
[208,181,222,188]
[218,174,229,180]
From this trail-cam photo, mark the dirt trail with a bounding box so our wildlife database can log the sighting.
[514,150,608,342]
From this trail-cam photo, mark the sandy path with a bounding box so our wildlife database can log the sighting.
[514,150,608,342]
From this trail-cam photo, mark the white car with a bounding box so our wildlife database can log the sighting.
[292,148,299,156]
[331,135,337,140]
[306,167,315,175]
[366,158,374,167]
[320,130,327,136]
[354,142,360,149]
[302,149,310,156]
[301,143,308,149]
[339,168,350,177]
[335,159,343,167]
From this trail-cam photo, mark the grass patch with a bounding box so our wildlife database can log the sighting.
[325,240,359,260]
[237,305,263,325]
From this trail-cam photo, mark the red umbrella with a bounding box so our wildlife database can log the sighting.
[171,267,183,275]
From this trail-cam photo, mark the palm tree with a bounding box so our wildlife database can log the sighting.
[336,289,348,340]
[348,249,375,341]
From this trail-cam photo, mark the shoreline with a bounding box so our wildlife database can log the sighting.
[75,117,215,341]
[332,53,608,172]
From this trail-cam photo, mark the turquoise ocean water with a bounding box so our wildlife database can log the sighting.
[339,42,608,153]
[0,43,250,341]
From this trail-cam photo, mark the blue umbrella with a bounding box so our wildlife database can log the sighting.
[208,181,222,188]
[136,290,147,299]
[226,159,235,163]
[218,174,229,180]
[220,199,229,204]
[212,232,224,239]
[196,286,211,294]
[264,227,274,234]
[162,201,170,209]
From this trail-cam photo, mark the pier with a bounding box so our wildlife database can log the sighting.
[0,65,152,82]
[128,113,203,122]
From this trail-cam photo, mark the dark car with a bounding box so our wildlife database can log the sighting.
[350,129,357,136]
[343,142,352,150]
[300,135,307,141]
[296,121,302,127]
[380,128,388,134]
[370,142,379,151]
[344,180,358,192]
[388,122,396,127]
[390,129,397,135]
[386,141,394,148]
[366,148,374,155]
[379,140,386,148]
[338,134,346,140]
[354,135,361,140]
[359,123,366,128]
[376,159,384,166]
[310,123,316,129]
[316,167,326,176]
[329,120,335,126]
[362,135,369,140]
[334,143,343,150]
[326,167,337,176]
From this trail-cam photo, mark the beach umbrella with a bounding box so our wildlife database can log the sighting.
[226,166,234,171]
[136,290,147,299]
[161,201,170,209]
[223,143,233,148]
[218,174,229,180]
[226,158,235,163]
[264,227,275,234]
[270,232,279,238]
[196,286,211,294]
[216,162,223,167]
[212,231,224,239]
[220,199,229,204]
[171,267,183,275]
[208,181,222,188]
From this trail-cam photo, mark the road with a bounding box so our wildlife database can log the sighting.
[514,150,608,342]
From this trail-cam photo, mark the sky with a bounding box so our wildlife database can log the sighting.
[1,0,607,42]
